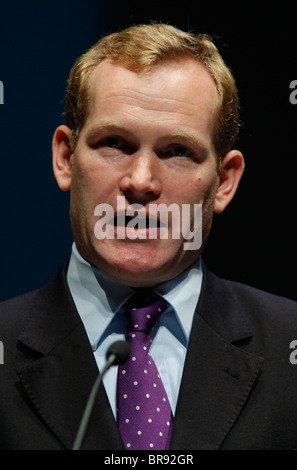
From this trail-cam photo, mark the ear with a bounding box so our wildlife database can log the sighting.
[214,149,245,214]
[52,125,73,192]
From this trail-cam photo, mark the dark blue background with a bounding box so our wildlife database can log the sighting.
[0,0,111,301]
[1,1,296,302]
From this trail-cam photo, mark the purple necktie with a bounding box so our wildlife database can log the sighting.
[117,292,173,450]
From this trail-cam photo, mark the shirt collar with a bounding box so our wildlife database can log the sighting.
[67,243,203,351]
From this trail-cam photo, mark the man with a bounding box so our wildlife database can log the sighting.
[1,23,297,450]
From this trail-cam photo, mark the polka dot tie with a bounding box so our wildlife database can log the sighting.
[117,292,173,450]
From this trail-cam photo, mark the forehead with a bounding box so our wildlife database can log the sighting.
[85,58,219,143]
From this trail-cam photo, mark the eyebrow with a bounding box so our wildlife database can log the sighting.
[164,130,209,152]
[86,120,127,139]
[86,120,209,152]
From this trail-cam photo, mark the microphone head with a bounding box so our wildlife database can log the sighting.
[106,340,130,365]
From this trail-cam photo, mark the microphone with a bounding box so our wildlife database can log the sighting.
[72,340,130,450]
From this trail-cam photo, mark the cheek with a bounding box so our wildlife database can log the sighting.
[69,160,99,229]
[72,157,113,203]
[170,175,208,205]
[164,171,198,200]
[197,165,220,200]
[73,154,100,185]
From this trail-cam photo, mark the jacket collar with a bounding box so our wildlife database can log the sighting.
[16,264,124,449]
[170,266,264,449]
[16,262,263,450]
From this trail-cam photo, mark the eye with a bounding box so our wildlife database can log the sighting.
[162,145,192,158]
[99,136,135,155]
[171,145,191,157]
[102,136,123,148]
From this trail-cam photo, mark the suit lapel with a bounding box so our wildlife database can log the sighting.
[16,265,124,450]
[15,262,264,450]
[170,267,264,450]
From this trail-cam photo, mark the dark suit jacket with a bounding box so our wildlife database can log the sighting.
[1,262,297,450]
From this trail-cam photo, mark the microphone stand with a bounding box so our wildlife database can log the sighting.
[72,340,130,450]
[72,354,116,451]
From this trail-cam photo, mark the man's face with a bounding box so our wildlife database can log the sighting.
[60,59,223,287]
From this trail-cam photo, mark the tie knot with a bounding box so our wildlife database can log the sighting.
[124,292,169,335]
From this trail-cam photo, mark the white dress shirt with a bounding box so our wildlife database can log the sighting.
[66,243,203,418]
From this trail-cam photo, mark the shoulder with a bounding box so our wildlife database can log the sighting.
[204,265,297,312]
[222,274,296,307]
[203,267,297,344]
[222,275,297,318]
[0,263,69,340]
[0,289,39,331]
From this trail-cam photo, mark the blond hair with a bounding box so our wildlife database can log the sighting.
[65,23,239,164]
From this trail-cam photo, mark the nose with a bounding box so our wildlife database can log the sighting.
[119,152,162,205]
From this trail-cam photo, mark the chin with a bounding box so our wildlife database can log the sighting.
[109,255,166,279]
[83,237,188,286]
[94,249,175,287]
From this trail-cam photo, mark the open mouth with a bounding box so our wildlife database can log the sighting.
[113,215,161,229]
